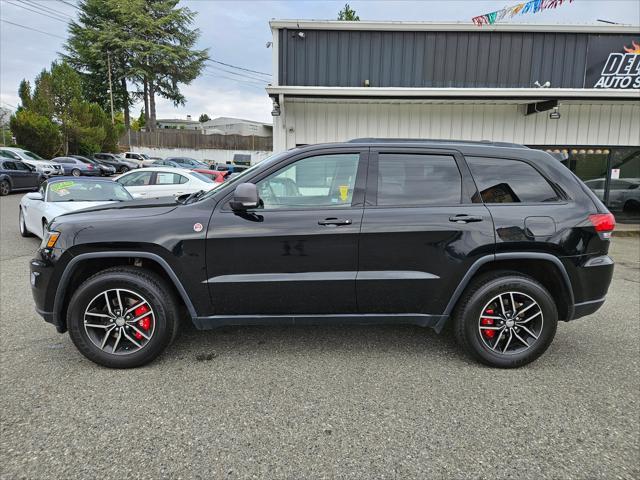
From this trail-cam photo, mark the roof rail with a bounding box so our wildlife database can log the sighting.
[346,138,529,149]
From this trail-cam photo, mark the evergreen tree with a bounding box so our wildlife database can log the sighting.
[338,3,360,21]
[199,113,210,123]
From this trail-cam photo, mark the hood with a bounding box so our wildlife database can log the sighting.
[52,200,118,214]
[55,197,179,223]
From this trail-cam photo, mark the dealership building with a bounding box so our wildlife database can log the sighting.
[267,21,640,221]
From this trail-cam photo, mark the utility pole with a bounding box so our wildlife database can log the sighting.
[107,52,115,124]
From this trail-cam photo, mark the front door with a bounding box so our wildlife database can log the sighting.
[357,148,495,315]
[205,148,368,315]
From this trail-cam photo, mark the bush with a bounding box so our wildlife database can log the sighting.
[9,110,61,158]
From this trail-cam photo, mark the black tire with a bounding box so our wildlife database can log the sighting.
[453,271,558,368]
[0,180,10,196]
[71,169,81,177]
[67,266,180,368]
[119,166,129,173]
[18,208,33,237]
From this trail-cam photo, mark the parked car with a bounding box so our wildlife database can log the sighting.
[29,140,616,369]
[584,177,640,212]
[52,156,101,176]
[0,147,64,177]
[162,157,208,169]
[0,159,44,195]
[93,153,139,173]
[19,177,132,238]
[212,163,248,174]
[193,168,227,183]
[115,167,217,199]
[70,155,116,176]
[123,152,155,167]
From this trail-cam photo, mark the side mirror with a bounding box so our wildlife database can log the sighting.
[26,192,43,201]
[229,183,259,210]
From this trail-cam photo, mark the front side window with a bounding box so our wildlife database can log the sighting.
[256,153,360,209]
[15,162,32,171]
[376,154,461,206]
[3,161,17,170]
[118,171,153,186]
[467,157,560,203]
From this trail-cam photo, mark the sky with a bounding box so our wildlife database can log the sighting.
[1,0,639,124]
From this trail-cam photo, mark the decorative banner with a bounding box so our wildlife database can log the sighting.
[472,0,574,26]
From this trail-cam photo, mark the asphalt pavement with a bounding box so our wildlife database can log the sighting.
[1,191,638,479]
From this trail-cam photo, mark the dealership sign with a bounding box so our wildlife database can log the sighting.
[587,37,640,89]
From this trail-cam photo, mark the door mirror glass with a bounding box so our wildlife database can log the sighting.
[25,192,43,201]
[230,183,259,210]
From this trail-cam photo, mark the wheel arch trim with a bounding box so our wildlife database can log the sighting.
[440,252,575,328]
[52,251,197,327]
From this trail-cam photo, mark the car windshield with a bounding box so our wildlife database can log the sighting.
[193,151,292,202]
[47,180,133,202]
[22,150,45,160]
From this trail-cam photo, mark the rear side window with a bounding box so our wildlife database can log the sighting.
[467,157,560,203]
[155,172,186,185]
[376,154,461,206]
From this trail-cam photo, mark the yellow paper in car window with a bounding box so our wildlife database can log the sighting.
[339,185,349,201]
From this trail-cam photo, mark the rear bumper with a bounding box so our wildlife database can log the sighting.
[564,254,614,321]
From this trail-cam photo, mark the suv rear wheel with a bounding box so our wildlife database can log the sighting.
[67,266,179,368]
[453,271,558,368]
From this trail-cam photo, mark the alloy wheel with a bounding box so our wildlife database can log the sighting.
[83,288,156,355]
[0,181,9,195]
[478,291,543,355]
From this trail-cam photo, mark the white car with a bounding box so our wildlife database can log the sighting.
[0,147,64,176]
[123,152,156,167]
[115,167,217,199]
[19,177,133,239]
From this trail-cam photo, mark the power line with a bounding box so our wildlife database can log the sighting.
[0,19,66,40]
[205,64,269,83]
[6,1,69,23]
[201,72,266,89]
[23,0,74,20]
[207,59,271,77]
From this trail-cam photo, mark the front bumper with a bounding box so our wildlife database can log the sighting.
[30,256,66,333]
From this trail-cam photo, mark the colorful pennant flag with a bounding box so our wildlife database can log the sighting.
[472,0,574,26]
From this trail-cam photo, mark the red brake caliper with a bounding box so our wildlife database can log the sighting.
[481,308,495,338]
[133,304,151,340]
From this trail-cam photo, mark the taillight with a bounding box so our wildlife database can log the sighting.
[589,213,615,237]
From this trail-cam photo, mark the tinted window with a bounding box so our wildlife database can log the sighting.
[1,150,21,160]
[15,162,32,171]
[467,157,560,203]
[257,153,360,209]
[3,161,17,170]
[377,154,461,206]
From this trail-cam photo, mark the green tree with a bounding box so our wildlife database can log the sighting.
[338,3,360,21]
[65,0,134,127]
[65,0,209,131]
[10,110,61,158]
[131,109,146,131]
[199,113,210,123]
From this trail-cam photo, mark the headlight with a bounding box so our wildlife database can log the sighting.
[41,230,60,249]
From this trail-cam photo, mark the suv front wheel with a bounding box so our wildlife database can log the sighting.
[67,266,180,368]
[453,272,558,368]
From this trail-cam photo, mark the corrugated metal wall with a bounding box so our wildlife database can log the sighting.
[278,29,621,88]
[282,99,640,148]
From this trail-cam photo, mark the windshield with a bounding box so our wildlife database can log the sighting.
[194,151,292,202]
[47,180,133,202]
[23,150,45,160]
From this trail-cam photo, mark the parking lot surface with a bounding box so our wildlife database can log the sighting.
[1,191,638,479]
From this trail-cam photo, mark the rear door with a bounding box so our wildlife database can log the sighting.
[14,161,38,188]
[205,147,368,315]
[357,148,494,315]
[153,171,189,198]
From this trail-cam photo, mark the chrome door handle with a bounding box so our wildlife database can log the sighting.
[318,218,352,226]
[449,215,483,223]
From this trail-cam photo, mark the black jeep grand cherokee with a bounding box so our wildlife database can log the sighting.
[30,140,615,368]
